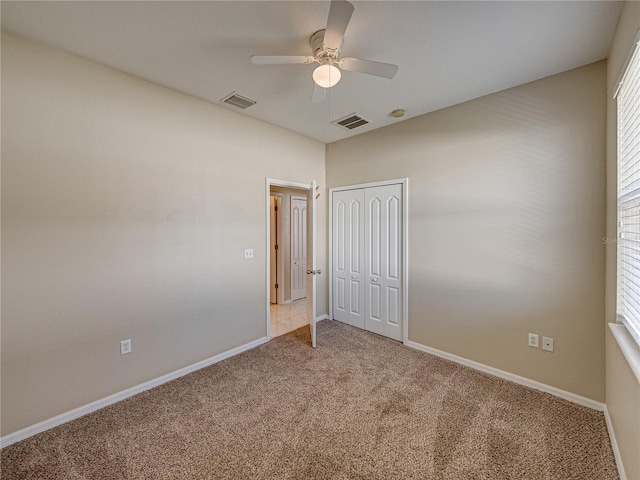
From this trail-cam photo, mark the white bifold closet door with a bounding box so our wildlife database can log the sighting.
[333,183,403,341]
[364,185,402,341]
[332,188,365,329]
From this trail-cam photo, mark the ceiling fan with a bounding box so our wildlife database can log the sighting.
[251,0,398,103]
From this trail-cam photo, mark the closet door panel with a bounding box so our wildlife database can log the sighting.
[383,184,403,341]
[386,287,400,326]
[334,183,402,341]
[365,187,385,335]
[333,189,364,328]
[368,282,383,324]
[350,200,362,275]
[348,194,364,328]
[333,197,348,322]
[387,194,400,282]
[348,199,364,322]
[350,279,361,314]
[368,197,382,278]
[335,277,346,313]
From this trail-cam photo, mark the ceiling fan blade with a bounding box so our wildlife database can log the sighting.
[323,0,354,51]
[251,55,314,65]
[312,84,326,103]
[339,57,398,79]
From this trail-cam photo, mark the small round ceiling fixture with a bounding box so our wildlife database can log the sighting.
[391,109,405,118]
[313,64,342,88]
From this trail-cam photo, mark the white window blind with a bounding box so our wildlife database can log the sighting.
[617,33,640,346]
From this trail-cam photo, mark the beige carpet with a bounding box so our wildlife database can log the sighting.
[1,320,618,479]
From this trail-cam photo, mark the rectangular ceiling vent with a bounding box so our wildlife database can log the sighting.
[221,92,257,110]
[332,113,371,130]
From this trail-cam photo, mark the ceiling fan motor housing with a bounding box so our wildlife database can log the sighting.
[311,29,342,65]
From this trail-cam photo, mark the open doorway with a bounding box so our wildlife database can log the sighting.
[268,186,309,338]
[265,178,318,347]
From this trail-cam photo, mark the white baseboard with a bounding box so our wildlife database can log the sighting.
[315,314,329,323]
[604,405,627,480]
[404,340,605,411]
[0,336,269,449]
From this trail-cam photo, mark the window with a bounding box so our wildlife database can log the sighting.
[616,32,640,346]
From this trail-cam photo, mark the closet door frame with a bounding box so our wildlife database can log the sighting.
[329,178,409,344]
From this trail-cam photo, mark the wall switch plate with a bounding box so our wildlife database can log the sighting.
[244,248,253,259]
[542,336,554,352]
[528,333,539,348]
[120,339,132,355]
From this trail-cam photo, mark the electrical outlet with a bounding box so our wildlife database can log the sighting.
[244,248,254,259]
[528,333,539,348]
[542,336,554,352]
[120,339,132,355]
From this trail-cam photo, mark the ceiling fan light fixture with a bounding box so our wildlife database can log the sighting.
[313,64,341,88]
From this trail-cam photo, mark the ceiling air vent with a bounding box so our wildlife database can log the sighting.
[332,113,370,130]
[221,92,257,110]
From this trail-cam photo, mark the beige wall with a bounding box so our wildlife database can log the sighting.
[327,62,607,402]
[605,3,640,479]
[0,32,327,436]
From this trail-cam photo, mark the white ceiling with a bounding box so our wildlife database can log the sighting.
[1,1,623,143]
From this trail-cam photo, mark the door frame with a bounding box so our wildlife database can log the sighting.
[328,178,409,344]
[269,193,285,305]
[265,178,313,341]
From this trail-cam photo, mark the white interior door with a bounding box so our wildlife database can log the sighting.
[306,181,318,348]
[291,196,307,301]
[365,184,402,341]
[364,187,384,335]
[384,185,403,341]
[332,188,365,328]
[332,182,403,342]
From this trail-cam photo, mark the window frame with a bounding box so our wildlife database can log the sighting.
[615,29,640,346]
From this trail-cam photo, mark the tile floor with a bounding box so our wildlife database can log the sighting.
[270,298,307,339]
